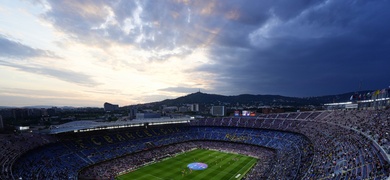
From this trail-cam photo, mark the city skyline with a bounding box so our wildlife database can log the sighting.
[1,0,390,107]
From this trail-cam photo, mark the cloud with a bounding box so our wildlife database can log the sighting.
[195,0,390,96]
[40,0,228,61]
[0,87,81,99]
[13,0,390,101]
[0,94,101,107]
[0,35,58,59]
[159,86,202,94]
[0,60,99,87]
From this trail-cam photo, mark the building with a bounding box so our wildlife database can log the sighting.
[178,106,189,112]
[10,108,28,120]
[27,108,43,118]
[189,104,199,112]
[104,102,119,112]
[46,107,61,116]
[162,106,178,113]
[128,107,137,119]
[0,115,3,130]
[210,106,225,116]
[136,113,161,119]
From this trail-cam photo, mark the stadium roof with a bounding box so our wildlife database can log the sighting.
[47,117,192,134]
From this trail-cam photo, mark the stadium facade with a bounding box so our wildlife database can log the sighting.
[325,88,390,110]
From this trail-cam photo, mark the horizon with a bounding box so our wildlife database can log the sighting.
[1,0,390,107]
[0,89,376,108]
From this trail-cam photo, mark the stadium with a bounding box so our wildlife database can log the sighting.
[2,0,390,179]
[1,107,389,180]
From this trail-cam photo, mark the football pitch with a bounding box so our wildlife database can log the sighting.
[116,149,257,180]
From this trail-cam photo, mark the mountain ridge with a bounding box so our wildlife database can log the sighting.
[129,90,372,108]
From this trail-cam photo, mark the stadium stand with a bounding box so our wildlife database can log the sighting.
[3,109,390,180]
[0,134,57,180]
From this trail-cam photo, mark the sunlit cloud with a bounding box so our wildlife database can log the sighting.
[159,86,203,94]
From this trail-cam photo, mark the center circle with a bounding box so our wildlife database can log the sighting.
[187,162,208,170]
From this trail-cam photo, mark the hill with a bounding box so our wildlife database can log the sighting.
[126,90,372,109]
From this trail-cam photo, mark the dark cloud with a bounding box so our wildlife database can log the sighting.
[196,0,390,97]
[0,61,99,87]
[40,0,390,97]
[0,35,58,59]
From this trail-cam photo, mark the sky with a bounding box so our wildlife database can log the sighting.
[0,0,389,107]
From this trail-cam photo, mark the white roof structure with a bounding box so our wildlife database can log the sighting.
[48,117,191,134]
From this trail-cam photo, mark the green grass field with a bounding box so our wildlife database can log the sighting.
[116,149,257,180]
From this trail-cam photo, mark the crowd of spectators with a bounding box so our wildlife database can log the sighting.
[322,109,390,155]
[0,133,56,180]
[12,126,191,179]
[12,125,311,179]
[295,121,388,179]
[7,108,390,179]
[257,109,390,179]
[190,109,390,179]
